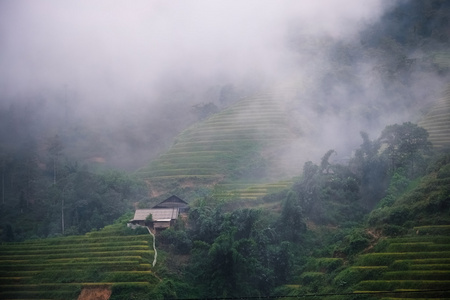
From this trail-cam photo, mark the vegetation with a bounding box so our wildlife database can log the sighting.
[135,92,301,200]
[0,1,450,299]
[151,124,450,299]
[0,141,148,240]
[0,217,160,300]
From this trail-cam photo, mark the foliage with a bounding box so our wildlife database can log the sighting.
[378,122,432,176]
[0,150,148,240]
[377,171,411,208]
[159,228,192,254]
[165,200,308,297]
[367,152,450,232]
[277,191,306,243]
[293,155,364,225]
[145,213,153,222]
[351,132,388,209]
[191,102,219,120]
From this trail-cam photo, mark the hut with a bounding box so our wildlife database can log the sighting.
[128,195,188,231]
[152,195,189,212]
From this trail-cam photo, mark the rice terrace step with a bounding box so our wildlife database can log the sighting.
[0,223,158,299]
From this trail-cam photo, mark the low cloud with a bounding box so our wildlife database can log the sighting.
[2,0,445,171]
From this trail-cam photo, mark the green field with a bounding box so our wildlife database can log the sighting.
[0,223,157,299]
[350,226,450,299]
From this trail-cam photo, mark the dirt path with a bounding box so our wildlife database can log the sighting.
[146,226,157,267]
[77,287,111,300]
[363,228,382,253]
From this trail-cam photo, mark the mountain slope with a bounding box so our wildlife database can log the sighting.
[281,153,450,299]
[136,90,309,197]
[419,84,450,150]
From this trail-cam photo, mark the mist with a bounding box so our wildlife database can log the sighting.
[0,0,447,170]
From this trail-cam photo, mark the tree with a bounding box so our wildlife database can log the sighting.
[303,160,319,182]
[0,149,11,205]
[278,191,306,243]
[379,122,432,176]
[320,149,336,173]
[191,102,219,120]
[145,213,153,223]
[352,132,387,208]
[47,135,64,184]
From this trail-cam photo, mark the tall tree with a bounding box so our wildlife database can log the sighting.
[320,149,336,174]
[278,191,306,243]
[0,149,8,205]
[352,132,387,208]
[379,122,432,176]
[47,135,64,185]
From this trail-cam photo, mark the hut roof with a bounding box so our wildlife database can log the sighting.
[132,208,179,221]
[153,195,188,209]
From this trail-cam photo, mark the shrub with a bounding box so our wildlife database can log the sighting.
[300,272,325,285]
[380,224,408,237]
[103,271,158,283]
[333,266,387,289]
[158,228,192,254]
[311,258,344,272]
[110,282,153,300]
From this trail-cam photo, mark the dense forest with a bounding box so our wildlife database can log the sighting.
[0,137,149,240]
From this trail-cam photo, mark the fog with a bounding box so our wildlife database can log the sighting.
[0,0,447,170]
[0,1,386,96]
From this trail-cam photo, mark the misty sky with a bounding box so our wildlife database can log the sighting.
[0,0,389,106]
[6,0,445,170]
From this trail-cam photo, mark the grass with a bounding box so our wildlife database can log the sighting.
[356,280,450,291]
[212,180,293,200]
[413,225,450,235]
[386,242,450,252]
[356,252,450,266]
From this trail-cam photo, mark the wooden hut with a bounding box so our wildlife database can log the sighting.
[152,195,189,212]
[128,195,188,231]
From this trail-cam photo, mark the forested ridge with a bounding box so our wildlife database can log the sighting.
[0,134,149,240]
[1,0,450,299]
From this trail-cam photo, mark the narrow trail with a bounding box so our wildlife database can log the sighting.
[146,226,157,267]
[363,229,382,253]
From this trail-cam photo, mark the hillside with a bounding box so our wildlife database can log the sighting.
[277,153,450,299]
[418,52,450,150]
[419,85,450,149]
[0,218,159,300]
[1,1,450,299]
[136,90,309,199]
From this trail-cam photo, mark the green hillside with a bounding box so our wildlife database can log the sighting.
[419,84,450,150]
[1,1,450,299]
[0,219,158,299]
[136,91,305,198]
[278,153,450,300]
[419,52,450,150]
[352,230,450,299]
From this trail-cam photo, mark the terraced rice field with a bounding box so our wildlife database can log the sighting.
[213,180,293,200]
[0,224,157,299]
[352,225,450,299]
[137,91,303,195]
[284,226,450,299]
[419,84,450,150]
